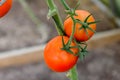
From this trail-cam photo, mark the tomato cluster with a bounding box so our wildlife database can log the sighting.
[44,10,96,72]
[0,0,12,18]
[64,10,96,42]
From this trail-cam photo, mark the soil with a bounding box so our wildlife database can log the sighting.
[0,0,118,52]
[0,40,119,80]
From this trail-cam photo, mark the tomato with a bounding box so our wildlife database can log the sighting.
[44,36,78,72]
[0,0,12,18]
[64,10,96,42]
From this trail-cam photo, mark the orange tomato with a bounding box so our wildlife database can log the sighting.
[64,10,96,42]
[0,0,12,18]
[44,36,78,72]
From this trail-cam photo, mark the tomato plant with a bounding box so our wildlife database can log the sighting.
[44,36,78,72]
[64,10,96,42]
[0,0,12,18]
[45,0,97,79]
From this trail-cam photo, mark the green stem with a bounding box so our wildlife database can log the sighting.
[61,0,70,10]
[60,0,79,80]
[60,0,76,46]
[67,17,76,46]
[52,15,65,36]
[46,0,64,36]
[68,66,78,80]
[46,0,55,10]
[67,17,79,80]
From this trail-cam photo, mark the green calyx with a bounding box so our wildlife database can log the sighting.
[74,14,100,38]
[61,36,89,60]
[77,14,98,33]
[66,12,99,38]
[74,39,88,60]
[61,36,76,55]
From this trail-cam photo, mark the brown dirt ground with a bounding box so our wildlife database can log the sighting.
[0,40,119,80]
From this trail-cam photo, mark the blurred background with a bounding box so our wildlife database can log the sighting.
[0,0,120,80]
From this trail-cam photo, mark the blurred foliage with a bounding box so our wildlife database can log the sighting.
[18,0,42,26]
[100,0,110,7]
[100,0,120,17]
[116,0,120,17]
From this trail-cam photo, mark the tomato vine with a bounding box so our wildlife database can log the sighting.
[46,0,64,36]
[45,0,97,80]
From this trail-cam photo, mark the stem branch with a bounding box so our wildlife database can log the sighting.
[46,0,64,36]
[60,0,79,80]
[69,66,78,80]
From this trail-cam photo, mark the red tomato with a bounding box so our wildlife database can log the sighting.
[44,36,78,72]
[0,0,12,18]
[64,10,96,42]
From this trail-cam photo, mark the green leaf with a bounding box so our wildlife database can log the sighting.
[88,20,100,25]
[66,49,74,54]
[87,26,96,33]
[78,52,84,60]
[84,29,90,38]
[84,14,92,22]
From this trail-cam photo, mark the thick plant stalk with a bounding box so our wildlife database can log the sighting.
[46,0,64,36]
[46,0,79,80]
[68,66,78,80]
[68,63,78,80]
